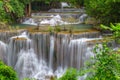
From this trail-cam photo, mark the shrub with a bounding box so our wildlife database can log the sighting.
[58,68,78,80]
[55,26,61,32]
[48,26,54,33]
[83,44,120,80]
[101,23,120,42]
[84,0,120,25]
[0,60,18,80]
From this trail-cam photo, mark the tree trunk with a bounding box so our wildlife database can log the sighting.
[28,3,31,16]
[25,3,31,17]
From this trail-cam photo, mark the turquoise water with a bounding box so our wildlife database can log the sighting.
[11,24,35,28]
[64,24,93,29]
[11,23,93,29]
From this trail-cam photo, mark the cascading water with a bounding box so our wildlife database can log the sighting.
[22,5,87,27]
[0,31,104,80]
[55,34,69,69]
[15,49,38,80]
[49,35,55,70]
[7,32,32,67]
[0,41,7,63]
[69,38,88,69]
[79,14,88,23]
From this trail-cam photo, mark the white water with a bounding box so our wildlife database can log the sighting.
[61,2,70,8]
[0,31,103,80]
[22,14,82,26]
[79,14,88,23]
[15,49,38,80]
[69,38,95,69]
[49,36,55,70]
[0,41,7,63]
[23,15,69,26]
[22,18,37,25]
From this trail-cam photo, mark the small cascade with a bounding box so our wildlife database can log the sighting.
[68,38,94,69]
[73,32,100,39]
[79,14,88,23]
[49,35,55,70]
[69,39,88,69]
[23,15,69,26]
[22,18,37,25]
[7,32,32,67]
[30,33,50,61]
[0,32,17,43]
[55,34,70,69]
[15,49,38,80]
[61,2,70,9]
[0,41,7,63]
[33,60,49,80]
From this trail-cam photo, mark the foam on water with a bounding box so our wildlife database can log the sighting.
[22,18,37,25]
[22,14,79,26]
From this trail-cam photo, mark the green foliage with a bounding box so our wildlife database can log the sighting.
[19,0,35,5]
[0,0,24,23]
[48,26,54,33]
[81,44,120,80]
[58,68,78,80]
[0,0,84,23]
[0,60,18,80]
[0,0,35,23]
[32,0,84,8]
[10,0,24,18]
[85,0,120,25]
[55,26,61,32]
[59,23,120,80]
[0,0,11,23]
[101,23,120,42]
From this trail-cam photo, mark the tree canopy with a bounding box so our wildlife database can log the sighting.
[0,0,84,23]
[0,0,24,23]
[1,0,120,25]
[84,0,120,25]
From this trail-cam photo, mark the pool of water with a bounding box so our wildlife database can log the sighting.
[11,23,93,30]
[64,24,93,29]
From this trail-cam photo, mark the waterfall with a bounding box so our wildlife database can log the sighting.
[49,35,55,70]
[0,31,104,80]
[0,41,7,63]
[56,34,69,69]
[69,38,95,69]
[30,33,49,62]
[0,32,17,43]
[79,14,88,23]
[15,49,38,80]
[69,38,88,69]
[7,32,32,67]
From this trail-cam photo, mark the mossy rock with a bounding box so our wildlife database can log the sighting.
[0,22,9,30]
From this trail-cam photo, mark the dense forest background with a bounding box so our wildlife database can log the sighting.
[0,0,119,25]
